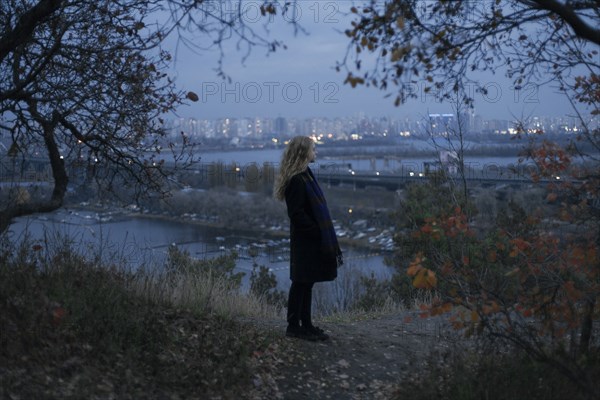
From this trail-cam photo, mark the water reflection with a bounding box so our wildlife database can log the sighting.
[9,208,390,290]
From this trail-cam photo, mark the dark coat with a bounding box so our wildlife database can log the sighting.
[285,171,338,283]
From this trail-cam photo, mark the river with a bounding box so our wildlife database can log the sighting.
[8,207,391,291]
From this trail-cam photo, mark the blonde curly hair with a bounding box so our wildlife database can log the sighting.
[273,136,314,201]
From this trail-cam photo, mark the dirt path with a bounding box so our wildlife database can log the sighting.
[248,312,461,400]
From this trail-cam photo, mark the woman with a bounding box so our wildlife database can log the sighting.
[274,136,343,341]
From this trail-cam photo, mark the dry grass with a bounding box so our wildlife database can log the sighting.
[0,234,282,399]
[133,270,281,319]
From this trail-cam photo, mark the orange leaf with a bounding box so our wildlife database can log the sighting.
[511,238,530,251]
[482,302,500,315]
[51,307,66,326]
[407,264,421,277]
[441,302,453,313]
[413,268,437,289]
[413,269,428,289]
[451,321,465,330]
[491,301,500,313]
[426,269,438,288]
[546,192,558,202]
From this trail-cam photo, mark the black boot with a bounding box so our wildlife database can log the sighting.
[286,325,319,341]
[304,325,330,341]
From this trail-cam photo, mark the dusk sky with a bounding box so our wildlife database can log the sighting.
[163,1,580,121]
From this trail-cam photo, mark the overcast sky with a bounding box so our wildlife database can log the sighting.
[163,1,579,121]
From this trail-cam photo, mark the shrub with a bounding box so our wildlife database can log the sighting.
[391,342,594,400]
[249,261,287,310]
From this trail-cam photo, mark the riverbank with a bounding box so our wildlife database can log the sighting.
[66,197,395,254]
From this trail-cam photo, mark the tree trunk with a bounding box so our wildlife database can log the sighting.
[0,110,68,233]
[579,296,596,356]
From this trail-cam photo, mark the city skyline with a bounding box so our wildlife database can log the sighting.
[167,111,594,140]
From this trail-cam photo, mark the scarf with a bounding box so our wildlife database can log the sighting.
[301,167,343,267]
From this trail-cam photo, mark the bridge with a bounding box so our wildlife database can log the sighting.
[313,171,550,191]
[3,156,558,191]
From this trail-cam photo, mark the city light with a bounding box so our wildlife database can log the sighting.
[167,113,595,140]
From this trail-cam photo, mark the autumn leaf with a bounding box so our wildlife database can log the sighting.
[344,75,365,88]
[511,238,530,251]
[396,16,405,29]
[441,261,453,275]
[407,264,420,276]
[413,269,428,288]
[413,268,437,289]
[407,253,426,276]
[482,302,500,315]
[50,305,67,327]
[420,224,433,234]
[187,91,199,102]
[426,269,437,287]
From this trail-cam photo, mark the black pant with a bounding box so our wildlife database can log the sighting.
[287,281,314,327]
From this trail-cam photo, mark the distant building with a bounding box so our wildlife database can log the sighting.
[275,116,287,137]
[428,113,455,136]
